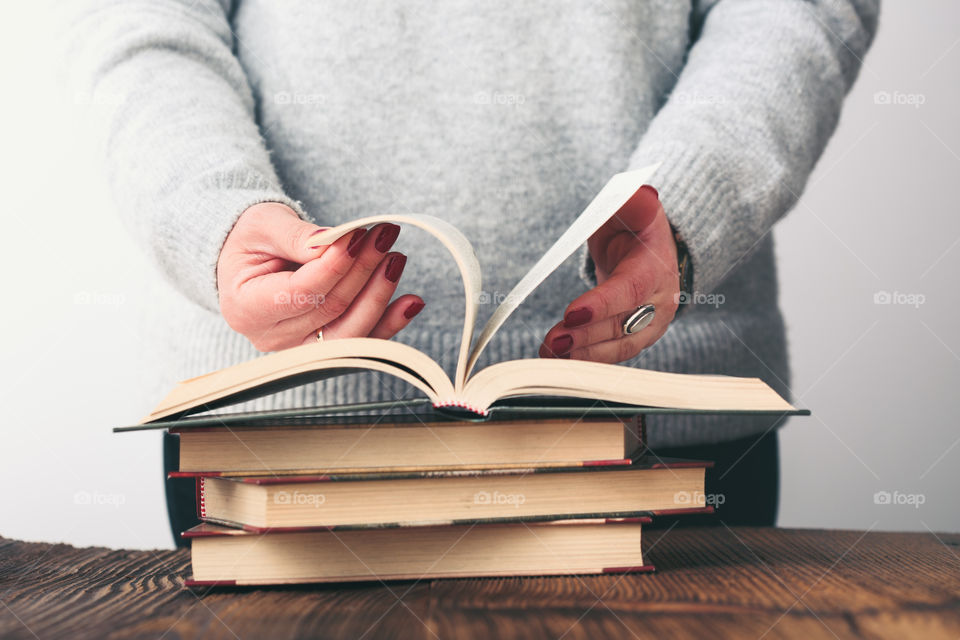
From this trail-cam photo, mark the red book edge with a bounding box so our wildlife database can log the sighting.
[169,457,635,479]
[173,456,708,483]
[183,563,657,588]
[648,505,714,517]
[602,565,657,575]
[183,516,656,538]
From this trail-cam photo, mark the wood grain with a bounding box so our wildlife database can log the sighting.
[1,527,958,639]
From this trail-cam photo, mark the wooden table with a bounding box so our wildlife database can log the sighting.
[1,527,958,639]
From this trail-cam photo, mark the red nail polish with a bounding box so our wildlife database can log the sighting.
[309,227,330,236]
[375,224,401,252]
[403,300,425,319]
[385,253,406,282]
[347,229,367,257]
[640,185,659,200]
[563,307,592,328]
[550,334,573,356]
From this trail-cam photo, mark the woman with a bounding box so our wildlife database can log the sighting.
[64,0,878,543]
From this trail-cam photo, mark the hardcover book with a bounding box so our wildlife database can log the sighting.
[168,415,643,475]
[184,518,656,586]
[188,457,710,530]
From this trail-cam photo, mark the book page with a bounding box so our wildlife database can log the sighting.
[142,339,455,423]
[463,359,796,414]
[305,214,481,387]
[465,163,661,378]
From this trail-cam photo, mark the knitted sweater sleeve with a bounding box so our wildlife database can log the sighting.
[61,0,306,313]
[622,0,879,295]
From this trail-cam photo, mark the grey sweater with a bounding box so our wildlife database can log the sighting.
[64,0,878,447]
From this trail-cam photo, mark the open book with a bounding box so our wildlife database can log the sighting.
[143,164,796,423]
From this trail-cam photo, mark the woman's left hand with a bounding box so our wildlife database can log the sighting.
[539,185,680,363]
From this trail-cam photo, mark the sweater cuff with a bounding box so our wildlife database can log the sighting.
[157,177,306,314]
[627,142,758,296]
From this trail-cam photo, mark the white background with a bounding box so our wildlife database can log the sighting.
[0,2,957,549]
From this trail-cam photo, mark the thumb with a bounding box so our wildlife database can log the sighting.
[607,184,661,235]
[243,203,331,264]
[621,184,661,231]
[588,184,661,257]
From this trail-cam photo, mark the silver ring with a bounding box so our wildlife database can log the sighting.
[316,329,324,342]
[622,304,656,336]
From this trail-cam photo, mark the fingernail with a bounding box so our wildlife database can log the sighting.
[550,334,573,356]
[403,300,425,319]
[640,185,659,200]
[347,228,367,257]
[309,227,330,236]
[375,224,401,253]
[563,307,592,328]
[385,253,407,282]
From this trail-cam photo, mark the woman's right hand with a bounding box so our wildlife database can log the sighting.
[216,202,425,352]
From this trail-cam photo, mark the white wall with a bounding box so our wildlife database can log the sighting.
[0,1,955,550]
[775,1,960,533]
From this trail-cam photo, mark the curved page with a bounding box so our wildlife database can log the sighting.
[466,163,660,377]
[307,215,480,388]
[142,339,454,423]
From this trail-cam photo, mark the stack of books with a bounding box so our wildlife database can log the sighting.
[117,168,801,585]
[157,410,714,585]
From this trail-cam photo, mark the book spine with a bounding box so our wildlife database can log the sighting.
[601,565,656,574]
[184,579,238,588]
[196,477,207,520]
[637,415,648,455]
[432,400,489,416]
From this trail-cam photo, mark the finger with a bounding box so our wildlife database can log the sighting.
[320,223,401,319]
[242,203,335,264]
[236,229,363,322]
[347,295,426,341]
[543,283,680,359]
[369,295,425,340]
[282,252,406,341]
[559,262,657,330]
[321,252,408,338]
[294,294,422,346]
[565,318,670,364]
[589,184,661,252]
[539,313,627,358]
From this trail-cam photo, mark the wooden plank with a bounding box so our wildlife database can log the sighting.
[1,528,958,639]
